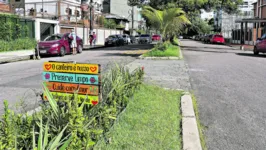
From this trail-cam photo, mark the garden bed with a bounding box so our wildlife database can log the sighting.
[0,64,144,149]
[95,84,182,149]
[141,38,182,59]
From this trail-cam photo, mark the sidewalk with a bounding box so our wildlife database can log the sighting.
[0,45,105,64]
[227,44,254,51]
[0,50,34,64]
[126,59,191,91]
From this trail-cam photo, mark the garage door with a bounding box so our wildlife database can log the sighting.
[60,27,73,34]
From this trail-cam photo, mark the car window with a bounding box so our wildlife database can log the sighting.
[44,35,61,41]
[215,35,223,38]
[261,34,266,39]
[108,35,116,38]
[140,34,150,37]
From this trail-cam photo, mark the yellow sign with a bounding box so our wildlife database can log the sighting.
[43,92,99,105]
[43,62,100,74]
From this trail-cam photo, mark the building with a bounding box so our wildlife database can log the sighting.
[103,0,144,35]
[221,0,256,39]
[200,9,213,21]
[232,0,266,45]
[0,0,10,13]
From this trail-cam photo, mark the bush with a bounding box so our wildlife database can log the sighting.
[0,38,37,52]
[0,64,144,149]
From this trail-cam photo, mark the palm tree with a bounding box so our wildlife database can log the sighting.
[141,6,191,41]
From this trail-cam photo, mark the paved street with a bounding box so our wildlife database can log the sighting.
[182,39,266,150]
[0,44,152,114]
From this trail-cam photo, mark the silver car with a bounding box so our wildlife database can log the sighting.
[138,34,152,44]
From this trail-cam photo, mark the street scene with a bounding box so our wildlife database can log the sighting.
[1,0,266,149]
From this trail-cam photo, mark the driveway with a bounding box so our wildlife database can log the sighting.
[182,39,266,150]
[0,44,153,115]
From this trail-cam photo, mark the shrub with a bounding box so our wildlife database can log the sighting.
[0,64,144,149]
[0,38,37,52]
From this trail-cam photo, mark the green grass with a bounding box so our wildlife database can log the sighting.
[143,44,180,57]
[94,84,182,150]
[191,94,207,150]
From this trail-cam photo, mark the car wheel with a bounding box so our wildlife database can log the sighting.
[254,47,259,55]
[59,47,65,57]
[78,45,82,54]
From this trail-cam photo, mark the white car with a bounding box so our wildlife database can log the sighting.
[123,34,131,44]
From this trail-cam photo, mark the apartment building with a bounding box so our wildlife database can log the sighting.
[231,0,266,45]
[103,0,144,35]
[221,0,257,39]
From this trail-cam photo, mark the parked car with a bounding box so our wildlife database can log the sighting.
[122,34,131,44]
[139,34,152,44]
[203,34,213,43]
[36,33,83,57]
[129,35,136,44]
[104,34,125,47]
[152,34,161,41]
[254,34,266,55]
[135,35,140,43]
[210,34,225,44]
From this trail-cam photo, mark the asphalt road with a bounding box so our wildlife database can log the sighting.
[182,39,266,150]
[0,44,152,115]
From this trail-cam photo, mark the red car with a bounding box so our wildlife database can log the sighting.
[210,34,225,44]
[254,34,266,55]
[37,33,83,57]
[152,34,161,41]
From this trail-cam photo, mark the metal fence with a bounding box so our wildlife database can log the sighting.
[0,15,35,39]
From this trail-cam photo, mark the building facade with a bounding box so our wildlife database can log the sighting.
[221,0,257,39]
[103,0,144,35]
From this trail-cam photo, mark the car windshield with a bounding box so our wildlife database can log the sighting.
[135,35,139,37]
[123,35,127,38]
[153,35,160,37]
[140,34,150,37]
[108,35,116,38]
[215,35,223,38]
[44,35,63,41]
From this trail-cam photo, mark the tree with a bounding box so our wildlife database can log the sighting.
[148,0,243,14]
[141,6,191,40]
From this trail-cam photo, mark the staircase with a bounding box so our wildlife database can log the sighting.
[40,23,53,40]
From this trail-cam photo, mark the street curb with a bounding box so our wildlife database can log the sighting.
[0,55,33,64]
[83,45,105,50]
[181,93,202,150]
[25,106,42,116]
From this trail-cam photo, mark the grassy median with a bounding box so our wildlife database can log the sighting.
[94,84,182,150]
[143,40,181,57]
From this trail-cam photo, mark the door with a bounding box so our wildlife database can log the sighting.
[62,34,71,53]
[257,34,266,51]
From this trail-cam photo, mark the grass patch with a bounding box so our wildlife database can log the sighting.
[94,84,182,150]
[143,42,180,57]
[191,94,207,150]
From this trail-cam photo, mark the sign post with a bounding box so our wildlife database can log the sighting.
[42,61,101,105]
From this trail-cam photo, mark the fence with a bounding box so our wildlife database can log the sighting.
[0,15,35,39]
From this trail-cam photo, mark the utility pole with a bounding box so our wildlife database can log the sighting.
[131,6,134,35]
[42,0,44,18]
[89,0,93,34]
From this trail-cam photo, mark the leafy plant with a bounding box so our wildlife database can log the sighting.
[104,19,117,29]
[141,6,191,40]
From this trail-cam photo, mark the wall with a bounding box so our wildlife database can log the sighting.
[73,27,122,45]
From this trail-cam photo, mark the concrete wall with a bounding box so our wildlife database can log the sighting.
[74,27,122,45]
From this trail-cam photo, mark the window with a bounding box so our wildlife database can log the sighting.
[44,35,62,41]
[15,0,20,2]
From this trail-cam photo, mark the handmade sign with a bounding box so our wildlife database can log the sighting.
[42,61,101,105]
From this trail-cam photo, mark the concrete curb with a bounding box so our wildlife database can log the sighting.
[0,55,33,64]
[83,45,105,50]
[181,93,202,150]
